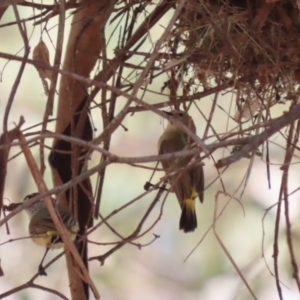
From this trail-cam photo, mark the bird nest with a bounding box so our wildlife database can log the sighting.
[170,0,300,112]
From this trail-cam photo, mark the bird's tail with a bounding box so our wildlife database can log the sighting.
[179,198,197,233]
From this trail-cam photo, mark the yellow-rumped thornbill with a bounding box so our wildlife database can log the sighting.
[23,193,79,275]
[158,110,204,233]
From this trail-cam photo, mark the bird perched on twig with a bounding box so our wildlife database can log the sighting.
[157,110,205,233]
[23,193,79,275]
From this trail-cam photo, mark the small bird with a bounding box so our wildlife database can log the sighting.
[23,193,79,275]
[158,110,204,233]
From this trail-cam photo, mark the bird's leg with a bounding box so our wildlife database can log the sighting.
[38,248,49,276]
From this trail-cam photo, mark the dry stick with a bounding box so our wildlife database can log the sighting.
[93,167,162,246]
[0,282,68,300]
[94,210,159,249]
[88,167,168,242]
[0,117,24,214]
[31,284,68,300]
[272,123,294,300]
[2,3,29,138]
[88,166,168,248]
[86,176,167,238]
[281,121,300,292]
[261,202,279,280]
[124,187,170,244]
[87,201,162,247]
[265,139,271,189]
[89,183,166,264]
[0,117,24,238]
[17,131,100,300]
[94,24,110,220]
[216,104,300,168]
[1,3,28,216]
[202,55,224,140]
[213,192,258,300]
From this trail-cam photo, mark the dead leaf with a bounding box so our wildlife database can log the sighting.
[32,40,52,94]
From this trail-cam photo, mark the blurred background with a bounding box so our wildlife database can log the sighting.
[1,2,300,300]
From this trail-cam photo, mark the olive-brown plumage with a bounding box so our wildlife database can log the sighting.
[158,110,204,232]
[24,193,78,249]
[23,193,79,276]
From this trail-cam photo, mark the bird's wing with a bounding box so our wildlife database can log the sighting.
[29,209,57,235]
[56,204,77,229]
[159,137,197,204]
[158,135,187,166]
[29,204,77,235]
[192,164,204,203]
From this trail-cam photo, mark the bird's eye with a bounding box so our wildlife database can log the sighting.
[178,112,184,117]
